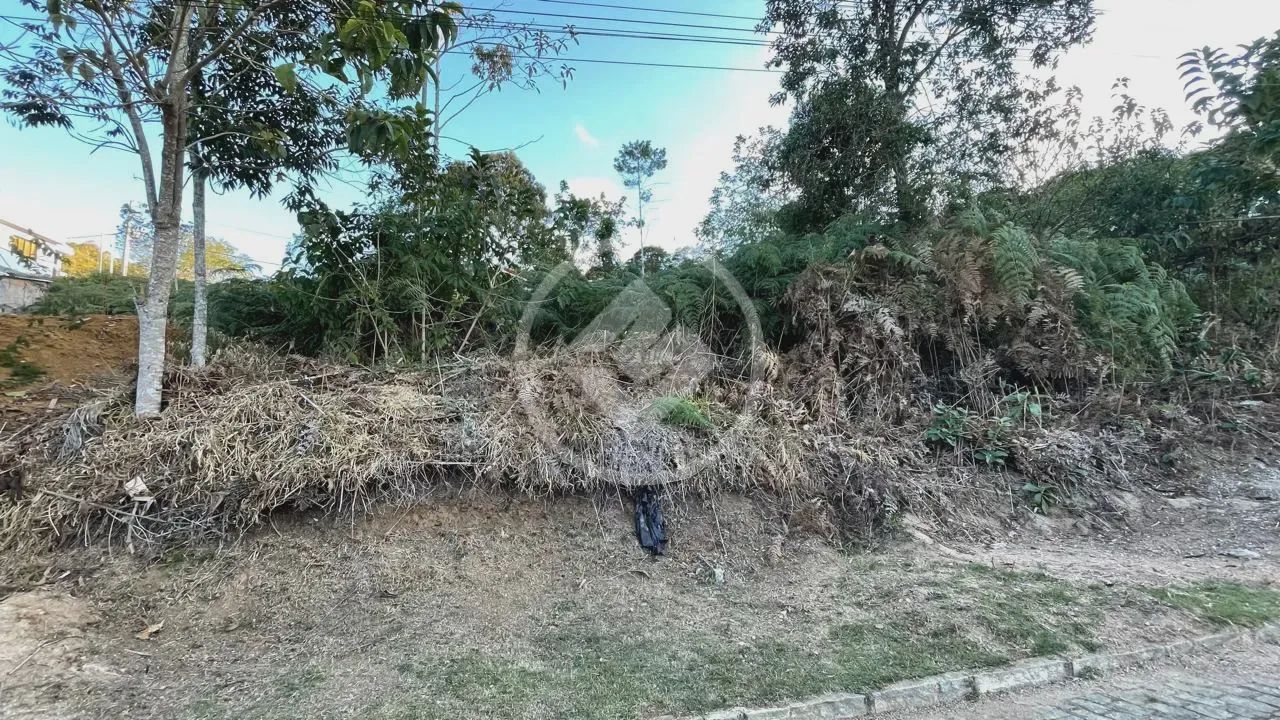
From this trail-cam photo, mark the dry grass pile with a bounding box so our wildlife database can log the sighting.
[1,239,1275,554]
[1,341,894,553]
[1,346,479,550]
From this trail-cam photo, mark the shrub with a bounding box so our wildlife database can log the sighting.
[29,273,148,316]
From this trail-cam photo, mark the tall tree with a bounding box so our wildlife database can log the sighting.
[183,3,349,367]
[613,140,667,275]
[763,0,1096,230]
[2,0,460,413]
[61,242,106,277]
[697,129,790,251]
[176,235,257,281]
[552,181,625,270]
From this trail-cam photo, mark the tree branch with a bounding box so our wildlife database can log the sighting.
[99,31,158,209]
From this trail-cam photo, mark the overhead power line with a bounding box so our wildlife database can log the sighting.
[537,0,1089,28]
[444,48,780,72]
[459,18,771,47]
[533,0,763,22]
[466,5,773,35]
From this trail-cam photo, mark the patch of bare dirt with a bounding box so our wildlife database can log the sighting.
[0,589,109,719]
[1,473,1274,719]
[0,315,137,386]
[964,461,1280,586]
[0,315,136,426]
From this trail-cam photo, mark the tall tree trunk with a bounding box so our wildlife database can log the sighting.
[135,92,190,415]
[136,105,187,415]
[893,156,919,226]
[135,8,194,416]
[636,185,645,278]
[191,168,208,367]
[121,224,131,276]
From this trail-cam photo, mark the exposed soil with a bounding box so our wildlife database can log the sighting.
[0,315,137,385]
[973,460,1280,586]
[1,462,1276,720]
[0,314,137,425]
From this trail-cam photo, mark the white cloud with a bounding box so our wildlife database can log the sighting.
[637,48,788,256]
[564,176,624,201]
[573,123,600,148]
[1053,0,1280,138]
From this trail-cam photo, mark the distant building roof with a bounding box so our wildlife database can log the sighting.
[0,268,53,283]
[0,218,71,279]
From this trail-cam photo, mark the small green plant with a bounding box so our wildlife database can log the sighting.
[1074,665,1102,680]
[1021,482,1057,513]
[975,416,1013,466]
[650,396,714,432]
[999,390,1044,424]
[0,335,30,366]
[7,361,45,385]
[0,336,44,387]
[974,446,1009,466]
[926,403,1013,466]
[924,403,969,447]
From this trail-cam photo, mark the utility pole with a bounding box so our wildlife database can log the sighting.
[121,221,132,276]
[434,53,442,151]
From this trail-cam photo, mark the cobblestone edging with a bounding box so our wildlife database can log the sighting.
[670,624,1280,720]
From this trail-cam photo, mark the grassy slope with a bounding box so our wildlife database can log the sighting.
[33,494,1263,720]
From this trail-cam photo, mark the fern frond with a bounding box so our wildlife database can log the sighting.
[992,223,1038,306]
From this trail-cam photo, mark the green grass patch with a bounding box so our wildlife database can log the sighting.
[963,565,1102,654]
[223,567,1109,720]
[1146,581,1280,628]
[649,395,714,432]
[363,569,1096,720]
[828,619,1008,689]
[396,655,545,720]
[381,628,1000,720]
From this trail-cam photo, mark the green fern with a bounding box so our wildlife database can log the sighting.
[991,223,1038,306]
[1050,234,1199,373]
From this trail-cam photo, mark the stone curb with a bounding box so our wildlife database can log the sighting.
[670,623,1278,720]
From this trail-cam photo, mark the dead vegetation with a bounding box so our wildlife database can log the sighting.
[0,329,1271,562]
[0,213,1276,559]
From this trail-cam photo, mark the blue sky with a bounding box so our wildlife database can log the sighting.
[2,0,1279,271]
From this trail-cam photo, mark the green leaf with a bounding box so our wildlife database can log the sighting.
[273,63,298,92]
[339,18,363,45]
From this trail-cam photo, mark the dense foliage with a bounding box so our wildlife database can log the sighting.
[22,12,1279,395]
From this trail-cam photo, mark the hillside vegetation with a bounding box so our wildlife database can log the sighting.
[3,5,1279,554]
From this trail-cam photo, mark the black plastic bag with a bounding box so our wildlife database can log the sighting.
[634,487,667,555]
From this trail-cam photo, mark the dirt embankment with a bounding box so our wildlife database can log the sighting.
[0,314,138,386]
[0,477,1276,720]
[0,314,137,423]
